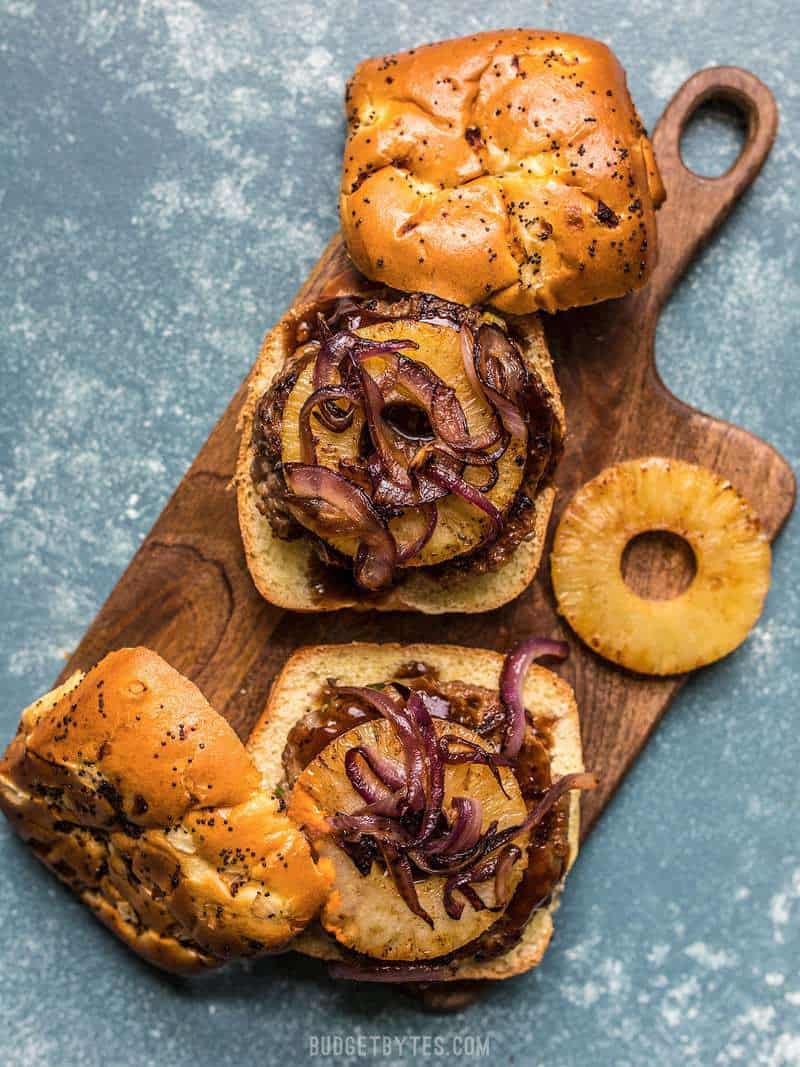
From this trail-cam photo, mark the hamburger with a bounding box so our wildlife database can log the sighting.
[0,641,592,987]
[237,30,663,613]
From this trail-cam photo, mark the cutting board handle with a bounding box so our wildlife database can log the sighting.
[648,66,778,310]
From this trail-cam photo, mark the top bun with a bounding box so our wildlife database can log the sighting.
[340,30,665,314]
[0,648,332,974]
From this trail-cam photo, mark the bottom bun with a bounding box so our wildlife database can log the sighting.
[236,306,563,614]
[247,642,584,982]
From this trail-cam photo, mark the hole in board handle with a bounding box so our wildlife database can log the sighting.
[679,95,749,179]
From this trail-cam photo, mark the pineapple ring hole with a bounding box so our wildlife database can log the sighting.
[382,402,434,442]
[621,530,697,601]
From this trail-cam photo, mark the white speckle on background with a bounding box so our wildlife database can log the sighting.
[660,977,701,1029]
[685,942,737,970]
[770,870,800,944]
[153,0,246,80]
[769,1033,800,1066]
[211,175,251,222]
[736,1005,776,1033]
[7,0,36,14]
[648,943,671,965]
[648,56,693,99]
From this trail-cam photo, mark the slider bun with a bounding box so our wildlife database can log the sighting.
[247,642,583,982]
[235,298,564,614]
[0,648,332,974]
[340,30,665,314]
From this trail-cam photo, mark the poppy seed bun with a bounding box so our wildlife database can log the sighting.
[340,30,665,314]
[0,648,332,974]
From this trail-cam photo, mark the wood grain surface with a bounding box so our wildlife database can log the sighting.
[57,68,794,848]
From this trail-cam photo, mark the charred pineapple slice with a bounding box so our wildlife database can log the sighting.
[551,457,771,675]
[289,718,529,961]
[280,319,527,566]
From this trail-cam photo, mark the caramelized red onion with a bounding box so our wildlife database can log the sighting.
[299,385,361,461]
[382,843,434,928]
[345,747,405,816]
[355,347,500,457]
[500,637,570,759]
[494,844,522,907]
[395,504,438,563]
[312,331,413,393]
[413,430,510,471]
[464,772,598,862]
[518,772,597,834]
[356,745,407,792]
[331,812,411,845]
[358,364,413,492]
[372,450,457,509]
[460,325,528,441]
[394,356,500,455]
[408,818,500,877]
[335,686,426,812]
[363,350,504,467]
[329,670,596,931]
[282,464,396,591]
[406,691,445,846]
[441,733,512,797]
[426,797,484,856]
[476,324,527,399]
[279,315,540,586]
[472,462,500,493]
[425,460,503,542]
[442,841,524,920]
[443,849,507,920]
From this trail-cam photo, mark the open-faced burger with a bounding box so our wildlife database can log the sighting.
[237,290,564,612]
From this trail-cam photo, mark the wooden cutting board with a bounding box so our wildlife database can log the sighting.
[56,68,794,847]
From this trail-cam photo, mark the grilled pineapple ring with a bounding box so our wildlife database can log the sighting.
[551,457,771,675]
[280,319,527,566]
[289,718,529,961]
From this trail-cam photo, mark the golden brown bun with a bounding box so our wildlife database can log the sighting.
[247,643,584,981]
[235,303,564,613]
[340,30,665,314]
[0,649,332,974]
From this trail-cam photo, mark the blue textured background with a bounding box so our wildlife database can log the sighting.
[1,3,798,1065]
